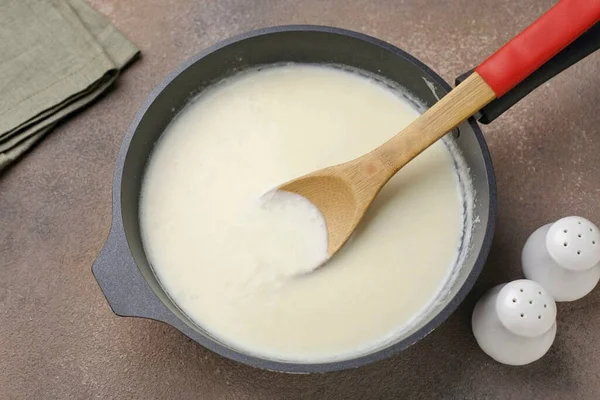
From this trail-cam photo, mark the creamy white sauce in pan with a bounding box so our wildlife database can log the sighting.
[140,64,470,362]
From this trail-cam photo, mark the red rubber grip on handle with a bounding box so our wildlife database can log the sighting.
[476,0,600,97]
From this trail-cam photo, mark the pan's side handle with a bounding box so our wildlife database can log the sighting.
[92,224,169,320]
[456,22,600,124]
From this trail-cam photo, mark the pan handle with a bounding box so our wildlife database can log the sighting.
[456,22,600,125]
[92,223,172,321]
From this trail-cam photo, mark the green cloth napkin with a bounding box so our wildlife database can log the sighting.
[0,0,139,171]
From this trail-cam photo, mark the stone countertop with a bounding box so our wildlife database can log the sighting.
[1,0,599,398]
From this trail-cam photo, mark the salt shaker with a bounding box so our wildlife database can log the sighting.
[472,279,557,365]
[522,216,600,302]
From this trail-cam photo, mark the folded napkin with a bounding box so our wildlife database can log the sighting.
[0,0,139,171]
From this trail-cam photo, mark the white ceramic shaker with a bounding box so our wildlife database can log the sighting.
[522,216,600,302]
[472,279,557,365]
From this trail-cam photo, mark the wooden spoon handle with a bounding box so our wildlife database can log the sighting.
[376,0,600,174]
[375,72,494,172]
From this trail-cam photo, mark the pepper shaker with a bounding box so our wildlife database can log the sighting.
[472,279,557,365]
[522,216,600,302]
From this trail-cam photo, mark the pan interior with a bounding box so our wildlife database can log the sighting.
[139,63,474,362]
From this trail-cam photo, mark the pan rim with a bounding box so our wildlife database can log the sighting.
[106,25,497,373]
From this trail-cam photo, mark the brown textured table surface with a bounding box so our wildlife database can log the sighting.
[1,0,600,399]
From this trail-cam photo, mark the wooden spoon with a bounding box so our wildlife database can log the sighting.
[278,0,600,258]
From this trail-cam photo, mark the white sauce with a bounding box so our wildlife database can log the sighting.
[140,64,469,362]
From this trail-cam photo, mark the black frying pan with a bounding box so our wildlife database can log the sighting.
[93,25,599,373]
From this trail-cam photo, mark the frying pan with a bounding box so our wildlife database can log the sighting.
[93,24,599,373]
